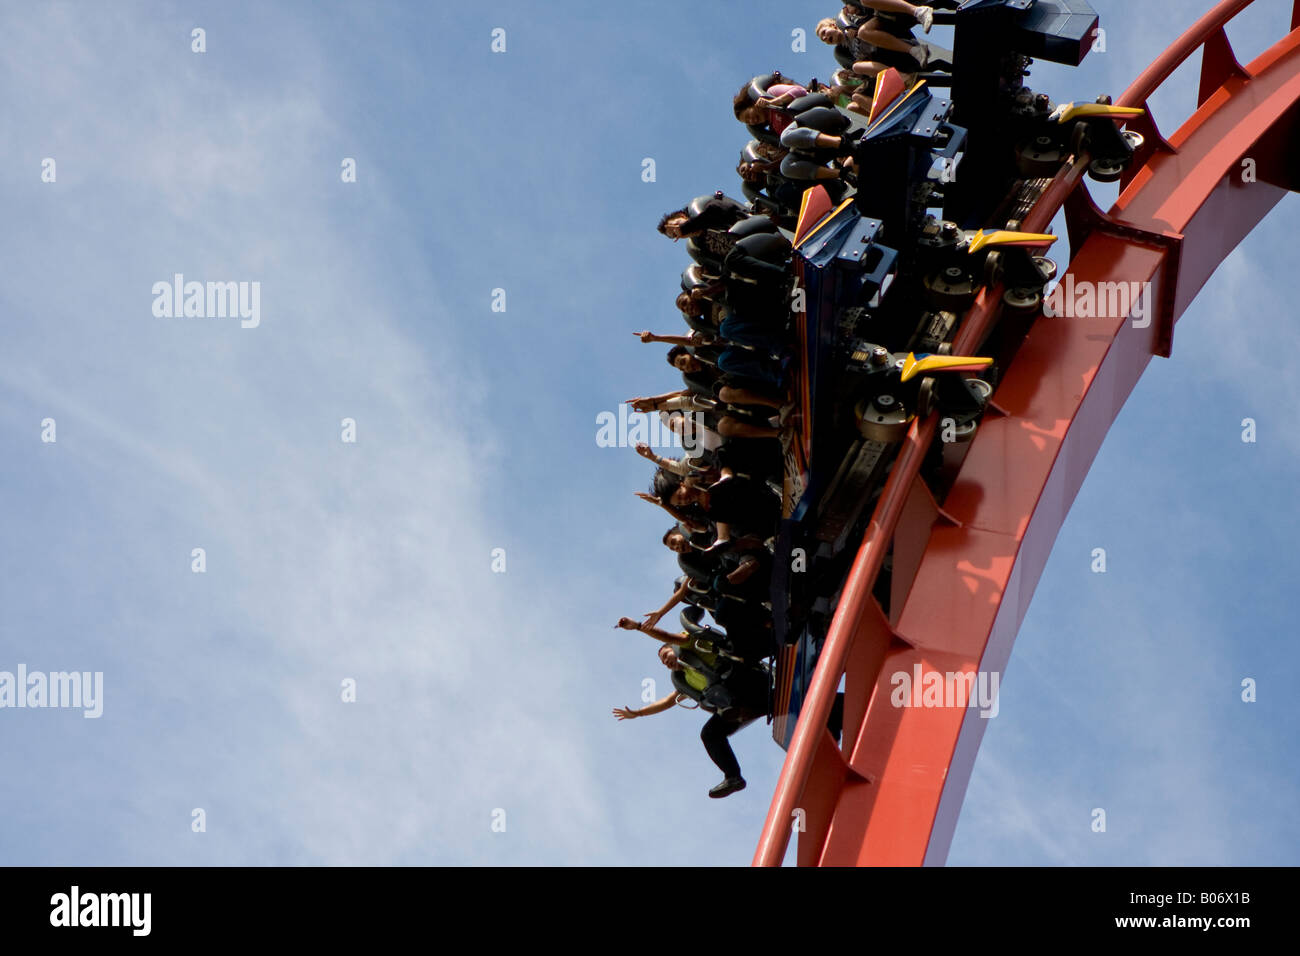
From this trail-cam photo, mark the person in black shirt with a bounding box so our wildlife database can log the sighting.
[612,643,770,798]
[658,193,748,241]
[667,472,780,550]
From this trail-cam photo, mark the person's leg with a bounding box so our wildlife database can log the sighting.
[706,520,733,551]
[858,44,924,74]
[701,714,742,778]
[731,667,773,720]
[716,436,784,482]
[780,154,837,183]
[858,19,915,54]
[719,384,782,409]
[701,712,760,797]
[719,314,784,352]
[717,416,780,440]
[726,626,776,663]
[712,596,758,629]
[852,59,889,79]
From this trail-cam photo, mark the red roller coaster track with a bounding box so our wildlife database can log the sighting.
[755,0,1300,867]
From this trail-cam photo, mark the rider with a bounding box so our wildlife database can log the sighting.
[613,643,770,798]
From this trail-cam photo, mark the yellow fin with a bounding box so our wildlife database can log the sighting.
[900,352,994,384]
[1055,102,1145,124]
[967,229,1057,254]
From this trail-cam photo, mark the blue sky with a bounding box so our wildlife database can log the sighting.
[0,0,1296,866]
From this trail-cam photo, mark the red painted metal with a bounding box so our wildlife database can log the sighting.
[1199,28,1249,106]
[755,0,1300,867]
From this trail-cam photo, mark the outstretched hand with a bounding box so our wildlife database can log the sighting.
[612,706,638,720]
[615,617,643,631]
[633,331,656,343]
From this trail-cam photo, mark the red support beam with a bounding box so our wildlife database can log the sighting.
[1199,27,1249,105]
[839,600,898,764]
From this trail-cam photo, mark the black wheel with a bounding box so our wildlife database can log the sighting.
[1069,121,1089,158]
[917,378,938,419]
[855,396,912,443]
[924,267,979,312]
[1016,135,1066,178]
[1088,157,1125,183]
[1004,287,1042,312]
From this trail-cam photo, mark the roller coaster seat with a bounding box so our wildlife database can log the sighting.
[681,308,717,337]
[671,652,771,717]
[681,605,726,644]
[791,106,851,136]
[730,231,792,268]
[783,92,835,116]
[687,212,777,274]
[747,121,781,146]
[747,72,785,103]
[740,139,779,166]
[682,192,747,234]
[686,236,723,273]
[741,180,788,222]
[681,262,715,293]
[728,215,778,241]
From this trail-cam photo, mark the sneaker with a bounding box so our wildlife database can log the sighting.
[709,776,747,798]
[916,6,934,32]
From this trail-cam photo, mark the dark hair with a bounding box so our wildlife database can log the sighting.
[657,208,688,235]
[733,83,754,119]
[662,526,682,547]
[666,345,688,368]
[651,469,682,504]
